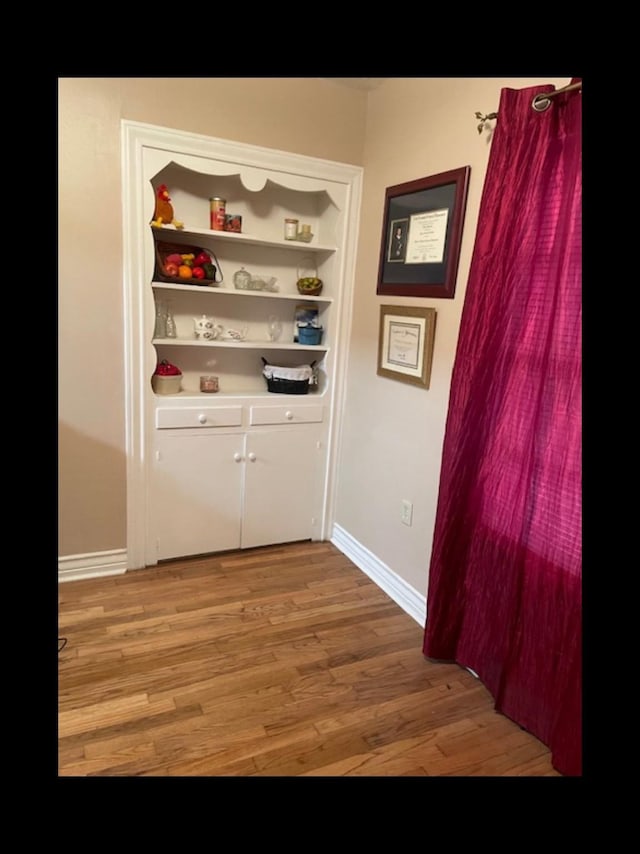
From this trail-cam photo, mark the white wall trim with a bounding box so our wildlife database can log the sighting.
[331,525,426,628]
[58,549,128,583]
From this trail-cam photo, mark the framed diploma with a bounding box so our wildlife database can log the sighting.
[377,304,437,389]
[376,166,470,299]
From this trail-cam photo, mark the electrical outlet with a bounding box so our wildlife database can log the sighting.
[401,499,413,526]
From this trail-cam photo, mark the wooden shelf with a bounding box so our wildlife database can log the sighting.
[151,282,333,303]
[152,223,336,253]
[153,388,326,400]
[152,338,329,352]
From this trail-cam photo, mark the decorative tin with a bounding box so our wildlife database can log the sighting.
[209,197,226,231]
[297,324,324,345]
[224,214,242,233]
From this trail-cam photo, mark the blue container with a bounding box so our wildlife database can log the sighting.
[297,326,323,345]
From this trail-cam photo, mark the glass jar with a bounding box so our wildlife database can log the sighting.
[200,375,219,393]
[284,218,299,240]
[297,224,313,242]
[233,267,252,290]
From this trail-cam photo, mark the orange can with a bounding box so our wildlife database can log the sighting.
[209,197,226,231]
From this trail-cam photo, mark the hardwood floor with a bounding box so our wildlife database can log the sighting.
[58,541,559,776]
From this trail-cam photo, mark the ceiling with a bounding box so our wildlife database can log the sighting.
[324,78,386,91]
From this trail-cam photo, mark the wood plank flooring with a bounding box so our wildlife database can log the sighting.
[58,541,560,776]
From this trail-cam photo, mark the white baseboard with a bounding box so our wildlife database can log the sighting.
[58,549,128,583]
[331,525,426,628]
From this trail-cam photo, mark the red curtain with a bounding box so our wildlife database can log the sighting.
[422,82,582,776]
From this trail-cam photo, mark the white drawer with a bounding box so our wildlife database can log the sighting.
[156,406,243,429]
[249,404,324,426]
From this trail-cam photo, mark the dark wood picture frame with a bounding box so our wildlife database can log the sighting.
[376,166,470,299]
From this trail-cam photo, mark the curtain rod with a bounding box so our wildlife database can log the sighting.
[475,80,582,133]
[531,80,582,112]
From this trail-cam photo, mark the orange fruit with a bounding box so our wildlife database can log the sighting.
[178,265,192,278]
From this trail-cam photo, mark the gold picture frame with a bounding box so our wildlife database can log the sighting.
[377,304,437,389]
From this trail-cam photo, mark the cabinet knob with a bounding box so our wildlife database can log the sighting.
[198,414,207,424]
[248,452,257,462]
[285,410,293,420]
[234,452,243,462]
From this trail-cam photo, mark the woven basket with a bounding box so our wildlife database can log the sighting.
[262,358,316,394]
[296,262,322,296]
[154,241,222,287]
[265,376,309,394]
[296,278,323,296]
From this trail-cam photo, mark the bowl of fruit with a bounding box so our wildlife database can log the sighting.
[296,276,323,296]
[152,359,182,394]
[155,242,220,287]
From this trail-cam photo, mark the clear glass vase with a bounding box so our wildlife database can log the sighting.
[267,315,282,342]
[154,300,167,338]
[164,301,177,338]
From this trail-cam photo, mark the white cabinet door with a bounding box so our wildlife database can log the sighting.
[241,427,323,549]
[152,432,243,561]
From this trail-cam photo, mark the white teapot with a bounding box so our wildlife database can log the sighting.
[194,315,223,340]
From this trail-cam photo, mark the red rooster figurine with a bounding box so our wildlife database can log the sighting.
[151,185,183,229]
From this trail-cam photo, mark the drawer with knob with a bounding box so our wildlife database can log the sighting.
[155,406,243,429]
[249,405,324,426]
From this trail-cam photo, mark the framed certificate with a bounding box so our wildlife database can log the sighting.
[377,304,437,389]
[376,166,470,299]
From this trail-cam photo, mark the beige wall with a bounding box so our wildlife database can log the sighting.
[334,77,571,597]
[58,78,368,556]
[59,76,571,603]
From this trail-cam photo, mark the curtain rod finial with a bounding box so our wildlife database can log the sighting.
[475,111,498,134]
